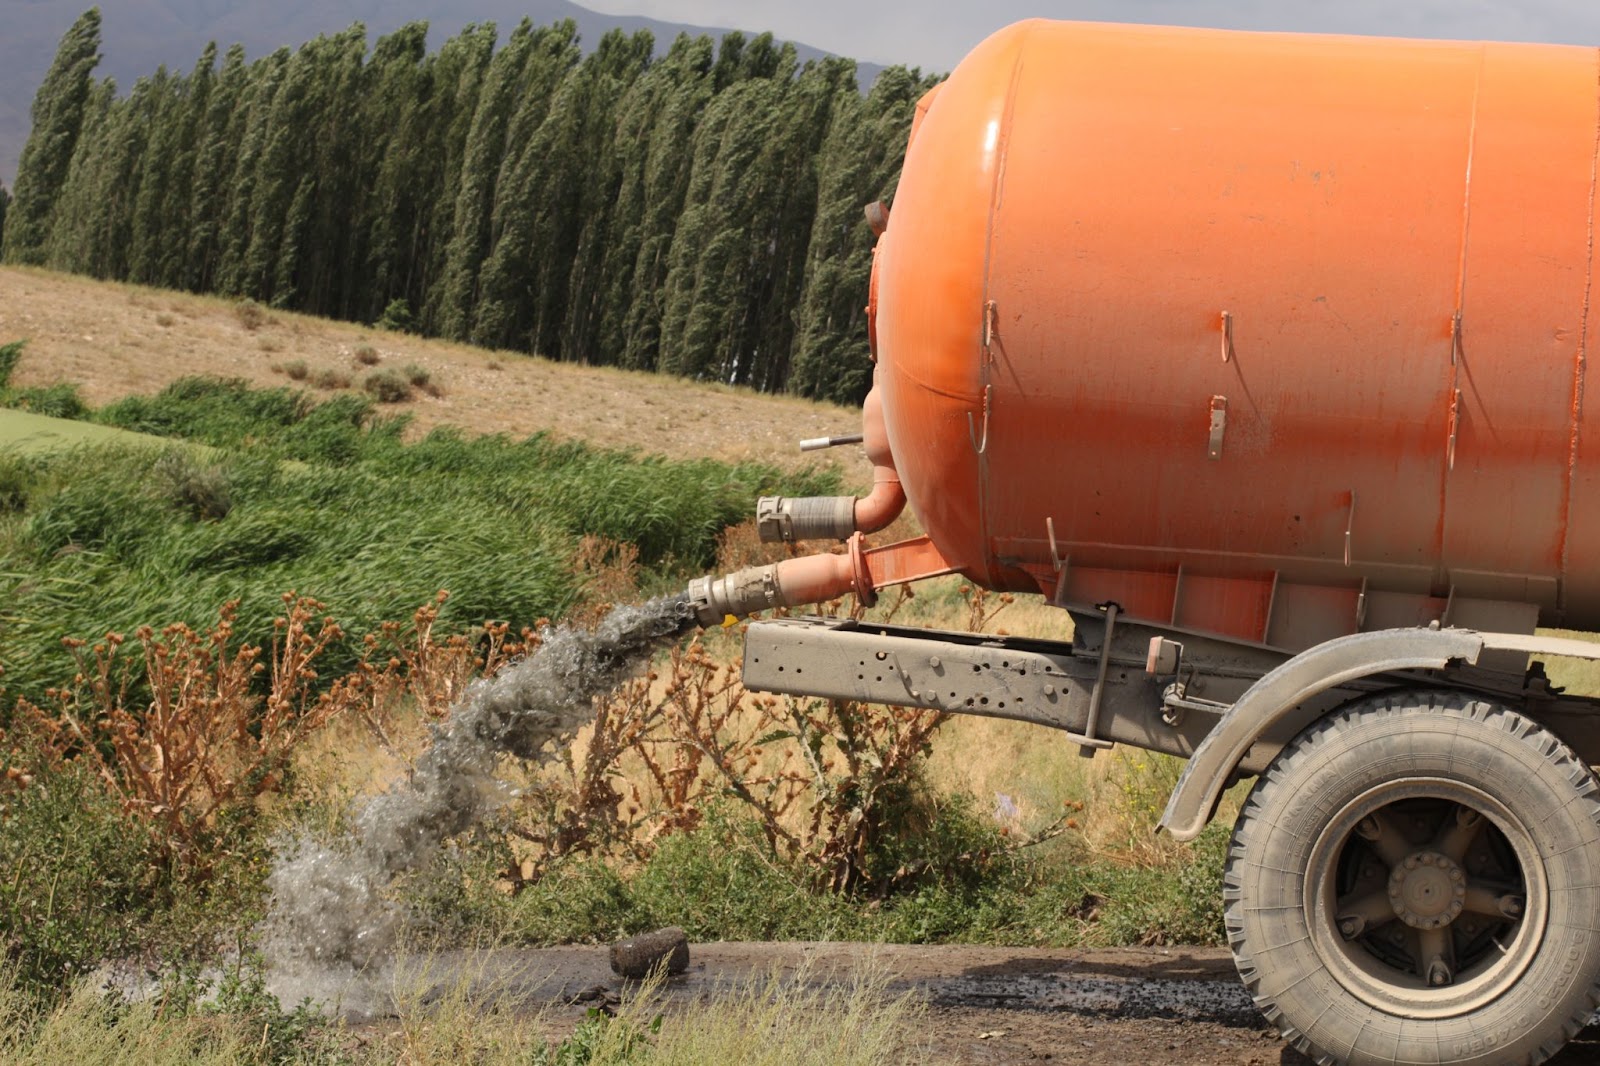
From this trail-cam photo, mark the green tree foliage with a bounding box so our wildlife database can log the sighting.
[415,23,497,333]
[356,24,431,323]
[790,67,937,404]
[2,8,102,265]
[185,44,248,293]
[433,19,534,340]
[10,13,931,401]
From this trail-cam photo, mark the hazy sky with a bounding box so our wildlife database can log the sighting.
[580,0,1600,70]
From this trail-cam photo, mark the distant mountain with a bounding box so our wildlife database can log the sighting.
[0,1,886,185]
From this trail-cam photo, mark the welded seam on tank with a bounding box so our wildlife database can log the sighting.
[1556,50,1600,611]
[1434,47,1483,585]
[972,29,1026,587]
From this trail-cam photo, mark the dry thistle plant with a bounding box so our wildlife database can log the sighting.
[350,590,534,751]
[507,671,667,882]
[570,534,642,625]
[11,595,348,872]
[499,576,1060,896]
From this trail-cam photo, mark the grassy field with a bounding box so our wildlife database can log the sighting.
[0,376,839,696]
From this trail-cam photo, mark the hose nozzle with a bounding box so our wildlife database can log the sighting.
[685,550,866,627]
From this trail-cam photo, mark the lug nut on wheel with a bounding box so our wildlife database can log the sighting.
[1338,916,1365,939]
[1427,957,1453,987]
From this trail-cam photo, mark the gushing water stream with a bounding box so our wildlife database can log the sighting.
[261,594,696,972]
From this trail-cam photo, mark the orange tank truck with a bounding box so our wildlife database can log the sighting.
[876,18,1600,644]
[687,20,1600,1066]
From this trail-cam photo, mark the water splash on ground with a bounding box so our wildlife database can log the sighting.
[261,594,695,974]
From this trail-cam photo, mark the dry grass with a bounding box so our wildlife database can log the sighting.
[0,955,927,1066]
[0,265,866,477]
[312,367,352,390]
[363,952,926,1065]
[0,977,239,1066]
[643,961,927,1065]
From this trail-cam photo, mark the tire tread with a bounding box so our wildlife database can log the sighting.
[1224,691,1600,1066]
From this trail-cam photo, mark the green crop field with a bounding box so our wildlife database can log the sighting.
[0,407,191,454]
[0,373,835,698]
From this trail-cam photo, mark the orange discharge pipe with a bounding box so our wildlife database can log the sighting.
[756,375,905,544]
[687,532,956,627]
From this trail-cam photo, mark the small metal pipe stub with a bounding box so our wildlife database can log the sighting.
[759,381,905,544]
[799,433,866,452]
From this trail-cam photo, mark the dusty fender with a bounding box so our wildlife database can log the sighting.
[1159,627,1486,841]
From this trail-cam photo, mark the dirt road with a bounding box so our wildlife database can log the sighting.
[273,941,1600,1064]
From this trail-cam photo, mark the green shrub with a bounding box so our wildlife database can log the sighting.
[0,340,23,388]
[99,377,312,444]
[234,299,267,331]
[494,800,1228,953]
[0,343,89,418]
[629,808,857,940]
[376,298,413,333]
[150,451,232,521]
[534,1008,659,1066]
[311,368,351,390]
[23,464,168,560]
[363,368,411,403]
[7,384,88,420]
[0,455,42,514]
[0,756,162,1002]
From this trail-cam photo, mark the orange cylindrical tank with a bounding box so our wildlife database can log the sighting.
[871,19,1600,646]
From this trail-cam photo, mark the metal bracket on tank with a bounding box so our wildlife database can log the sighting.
[1446,388,1462,471]
[1344,490,1357,567]
[1076,602,1121,758]
[1046,516,1068,574]
[1220,310,1235,362]
[967,385,992,455]
[1207,396,1228,460]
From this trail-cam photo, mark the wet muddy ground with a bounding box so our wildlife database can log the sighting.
[274,941,1600,1064]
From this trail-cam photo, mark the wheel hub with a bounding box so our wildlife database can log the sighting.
[1386,850,1466,929]
[1306,781,1546,1018]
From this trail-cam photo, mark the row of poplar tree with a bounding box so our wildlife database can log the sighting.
[0,10,935,403]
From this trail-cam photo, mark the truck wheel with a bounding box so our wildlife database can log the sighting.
[1225,692,1600,1066]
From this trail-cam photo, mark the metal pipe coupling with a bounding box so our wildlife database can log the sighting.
[756,495,856,544]
[687,565,783,626]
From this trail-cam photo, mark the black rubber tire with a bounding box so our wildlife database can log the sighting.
[1226,691,1600,1066]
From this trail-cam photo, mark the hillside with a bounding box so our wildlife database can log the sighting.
[0,1,888,185]
[3,14,922,406]
[0,265,868,481]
